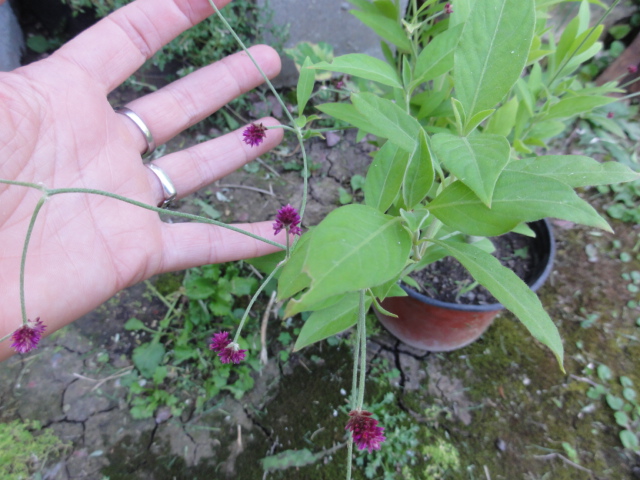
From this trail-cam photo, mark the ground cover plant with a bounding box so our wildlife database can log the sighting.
[2,0,640,478]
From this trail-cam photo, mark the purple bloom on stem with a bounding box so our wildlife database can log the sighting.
[209,331,231,353]
[273,204,302,236]
[444,2,453,14]
[219,343,247,364]
[345,410,386,453]
[628,65,638,74]
[242,123,267,147]
[607,112,615,119]
[10,317,46,354]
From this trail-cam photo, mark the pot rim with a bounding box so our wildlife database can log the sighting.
[400,219,556,312]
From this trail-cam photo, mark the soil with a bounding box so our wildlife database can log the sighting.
[411,230,536,305]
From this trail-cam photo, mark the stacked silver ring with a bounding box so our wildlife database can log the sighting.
[115,105,176,208]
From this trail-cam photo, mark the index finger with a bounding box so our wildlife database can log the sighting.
[53,0,231,92]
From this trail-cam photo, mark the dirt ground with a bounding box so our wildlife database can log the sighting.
[1,123,640,479]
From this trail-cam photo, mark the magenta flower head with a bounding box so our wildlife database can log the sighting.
[209,331,231,353]
[444,2,453,14]
[218,343,247,364]
[10,317,46,354]
[607,112,615,119]
[345,410,386,453]
[628,65,638,75]
[242,123,267,147]
[273,204,302,236]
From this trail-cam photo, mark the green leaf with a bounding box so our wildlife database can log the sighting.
[261,448,318,472]
[454,0,535,121]
[132,343,166,379]
[316,102,378,136]
[606,394,625,411]
[311,54,402,88]
[294,293,372,351]
[184,276,216,300]
[414,24,464,83]
[284,205,412,315]
[277,233,313,301]
[124,318,147,331]
[506,155,640,187]
[463,109,495,136]
[620,430,639,451]
[364,142,410,212]
[402,129,434,209]
[544,95,616,121]
[434,239,564,368]
[428,171,612,236]
[350,10,412,51]
[485,96,519,136]
[297,57,315,113]
[432,133,510,207]
[351,92,421,152]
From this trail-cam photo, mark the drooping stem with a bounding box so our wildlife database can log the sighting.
[232,261,283,344]
[356,290,367,411]
[19,196,47,326]
[346,291,365,480]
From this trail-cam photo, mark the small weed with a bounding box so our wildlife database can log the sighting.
[121,263,266,420]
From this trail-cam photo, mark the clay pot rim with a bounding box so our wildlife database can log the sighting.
[400,219,556,312]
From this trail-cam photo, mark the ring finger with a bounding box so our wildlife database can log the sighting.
[116,44,281,156]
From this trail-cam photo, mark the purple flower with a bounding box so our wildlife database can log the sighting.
[273,204,302,236]
[242,123,267,147]
[10,318,46,354]
[607,112,614,119]
[345,410,386,453]
[444,2,453,14]
[219,343,247,364]
[209,331,231,353]
[628,65,638,75]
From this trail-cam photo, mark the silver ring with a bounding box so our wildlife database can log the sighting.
[147,164,177,208]
[115,106,156,158]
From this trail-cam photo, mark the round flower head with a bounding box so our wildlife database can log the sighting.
[10,317,46,354]
[218,342,247,364]
[209,331,232,353]
[444,3,453,14]
[242,123,267,147]
[345,410,386,453]
[273,204,302,236]
[628,65,638,75]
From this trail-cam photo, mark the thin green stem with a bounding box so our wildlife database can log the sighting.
[46,188,285,249]
[232,261,283,344]
[356,290,367,411]
[207,0,296,129]
[20,196,47,325]
[345,439,354,480]
[351,304,362,410]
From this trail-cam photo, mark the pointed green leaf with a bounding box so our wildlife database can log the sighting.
[414,24,464,83]
[284,205,412,316]
[277,232,313,301]
[506,155,640,187]
[434,239,564,368]
[432,133,511,207]
[316,101,378,136]
[428,171,612,236]
[544,95,616,121]
[312,54,402,88]
[485,96,519,136]
[364,141,410,212]
[403,129,434,209]
[351,92,421,152]
[454,0,535,120]
[294,293,372,351]
[297,57,315,113]
[350,10,412,51]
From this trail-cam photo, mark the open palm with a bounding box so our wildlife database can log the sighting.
[0,0,285,359]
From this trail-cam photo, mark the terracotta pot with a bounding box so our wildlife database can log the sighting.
[376,219,556,352]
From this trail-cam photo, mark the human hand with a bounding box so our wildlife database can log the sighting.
[0,0,284,359]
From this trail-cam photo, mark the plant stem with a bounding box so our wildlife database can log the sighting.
[19,196,47,326]
[356,290,367,411]
[45,188,285,249]
[232,261,283,344]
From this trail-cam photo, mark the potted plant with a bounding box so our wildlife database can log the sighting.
[275,0,639,370]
